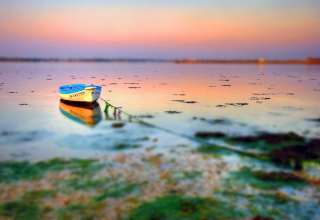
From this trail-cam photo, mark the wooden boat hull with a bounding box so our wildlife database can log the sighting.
[59,84,101,103]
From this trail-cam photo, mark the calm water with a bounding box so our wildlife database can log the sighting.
[0,62,319,160]
[1,62,320,220]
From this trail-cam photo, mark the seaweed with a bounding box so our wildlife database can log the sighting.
[0,158,102,183]
[0,189,58,219]
[94,182,140,202]
[251,216,274,220]
[126,195,244,220]
[0,130,49,143]
[194,131,306,153]
[22,190,57,202]
[194,131,226,139]
[306,118,320,123]
[36,158,103,177]
[228,132,305,152]
[196,117,232,125]
[269,138,320,170]
[58,177,110,191]
[197,145,233,157]
[112,122,126,128]
[212,189,316,220]
[0,200,41,220]
[165,110,182,114]
[134,114,154,119]
[0,161,42,182]
[56,202,103,220]
[225,167,307,190]
[232,132,304,145]
[171,99,197,104]
[170,170,202,182]
[195,131,319,171]
[196,131,320,171]
[113,143,141,150]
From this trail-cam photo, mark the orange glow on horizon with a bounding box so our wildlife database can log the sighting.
[0,6,319,50]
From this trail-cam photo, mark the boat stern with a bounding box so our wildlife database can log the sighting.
[83,85,101,102]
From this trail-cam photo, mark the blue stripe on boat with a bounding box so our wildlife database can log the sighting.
[59,84,101,94]
[59,84,86,94]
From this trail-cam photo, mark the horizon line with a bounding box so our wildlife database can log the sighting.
[0,56,320,65]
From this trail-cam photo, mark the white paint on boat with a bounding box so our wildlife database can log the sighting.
[59,84,101,103]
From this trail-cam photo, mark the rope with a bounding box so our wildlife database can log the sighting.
[99,97,263,159]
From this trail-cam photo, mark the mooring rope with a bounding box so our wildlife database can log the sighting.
[99,97,262,159]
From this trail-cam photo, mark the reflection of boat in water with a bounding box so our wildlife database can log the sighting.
[59,100,102,126]
[59,84,101,103]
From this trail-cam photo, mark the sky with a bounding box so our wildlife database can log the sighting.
[0,0,319,59]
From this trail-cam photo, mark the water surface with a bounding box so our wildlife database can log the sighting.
[0,62,320,219]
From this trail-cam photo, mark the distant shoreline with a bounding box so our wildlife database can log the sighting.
[0,57,319,65]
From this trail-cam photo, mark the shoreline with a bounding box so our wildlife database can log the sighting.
[0,57,320,65]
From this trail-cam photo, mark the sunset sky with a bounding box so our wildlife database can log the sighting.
[0,0,319,59]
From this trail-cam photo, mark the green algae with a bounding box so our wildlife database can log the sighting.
[0,180,134,219]
[194,131,306,156]
[194,131,226,139]
[43,158,103,177]
[126,195,245,220]
[0,161,43,182]
[56,181,141,218]
[194,131,305,154]
[0,158,102,183]
[225,167,307,190]
[169,171,202,183]
[213,190,313,220]
[0,200,41,220]
[197,145,235,157]
[22,190,57,202]
[58,177,141,202]
[94,182,140,202]
[254,170,306,184]
[59,177,110,191]
[269,139,320,170]
[196,132,320,172]
[56,202,103,220]
[227,132,305,152]
[0,190,57,220]
[113,143,141,150]
[214,189,293,205]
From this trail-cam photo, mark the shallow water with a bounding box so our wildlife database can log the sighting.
[0,62,320,219]
[0,62,319,160]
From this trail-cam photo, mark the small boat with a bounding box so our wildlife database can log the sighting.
[59,100,102,126]
[59,84,101,103]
